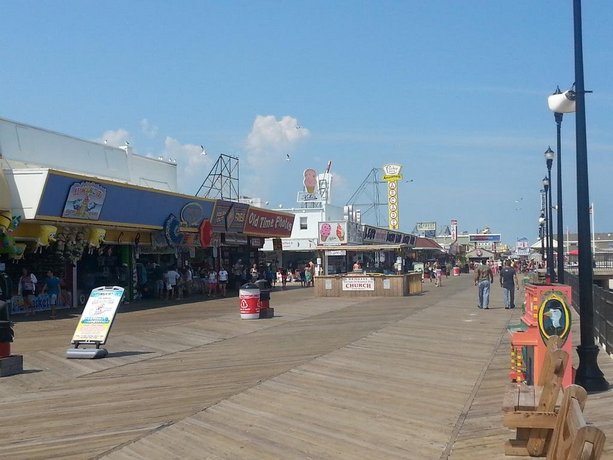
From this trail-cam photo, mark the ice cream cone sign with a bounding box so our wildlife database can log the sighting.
[320,223,331,242]
[303,168,317,194]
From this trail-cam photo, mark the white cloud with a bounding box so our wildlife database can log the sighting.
[95,124,213,194]
[96,128,130,147]
[164,136,212,194]
[140,118,159,138]
[242,115,310,196]
[245,115,309,156]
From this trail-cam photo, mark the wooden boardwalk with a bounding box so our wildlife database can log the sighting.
[2,275,612,459]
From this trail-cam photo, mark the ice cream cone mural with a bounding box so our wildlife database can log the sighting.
[303,168,317,194]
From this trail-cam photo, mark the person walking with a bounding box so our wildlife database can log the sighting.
[500,259,519,309]
[41,270,61,319]
[474,259,494,309]
[164,267,180,300]
[18,267,37,316]
[207,268,218,297]
[218,266,228,297]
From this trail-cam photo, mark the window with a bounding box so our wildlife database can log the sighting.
[300,216,308,230]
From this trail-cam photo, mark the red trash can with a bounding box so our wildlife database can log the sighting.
[239,283,260,319]
[453,266,460,276]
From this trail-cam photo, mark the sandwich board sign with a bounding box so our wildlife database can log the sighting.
[66,286,124,359]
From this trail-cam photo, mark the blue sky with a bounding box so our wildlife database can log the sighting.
[2,1,613,245]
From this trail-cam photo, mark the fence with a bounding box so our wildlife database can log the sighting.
[566,272,613,356]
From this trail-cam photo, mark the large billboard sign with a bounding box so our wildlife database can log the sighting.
[416,221,436,238]
[469,234,501,243]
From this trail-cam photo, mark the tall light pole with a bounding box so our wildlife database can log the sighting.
[544,147,555,282]
[548,85,576,284]
[539,212,546,262]
[572,0,608,392]
[554,114,564,283]
[542,176,552,280]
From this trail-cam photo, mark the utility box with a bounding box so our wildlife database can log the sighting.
[508,283,573,387]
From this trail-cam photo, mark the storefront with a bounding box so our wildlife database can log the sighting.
[0,168,294,314]
[316,223,417,276]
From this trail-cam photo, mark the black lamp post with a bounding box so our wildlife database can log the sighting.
[539,213,545,261]
[544,147,556,282]
[572,0,609,392]
[542,176,552,279]
[548,84,574,284]
[554,114,565,283]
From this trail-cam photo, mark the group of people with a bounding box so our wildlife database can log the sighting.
[17,267,65,319]
[277,262,315,288]
[474,259,519,310]
[425,262,447,287]
[154,265,232,300]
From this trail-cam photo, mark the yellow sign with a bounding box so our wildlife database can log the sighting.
[383,164,402,230]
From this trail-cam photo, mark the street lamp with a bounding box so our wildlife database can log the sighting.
[542,176,552,280]
[539,212,546,261]
[572,0,608,392]
[548,86,576,284]
[544,147,556,282]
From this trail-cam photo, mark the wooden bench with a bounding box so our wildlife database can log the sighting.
[547,384,605,460]
[503,336,568,456]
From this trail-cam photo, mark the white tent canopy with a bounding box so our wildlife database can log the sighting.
[530,239,559,250]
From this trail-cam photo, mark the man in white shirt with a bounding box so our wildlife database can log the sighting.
[184,266,193,296]
[218,266,228,297]
[164,267,180,300]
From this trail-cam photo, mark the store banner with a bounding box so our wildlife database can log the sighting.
[210,200,249,233]
[243,208,294,237]
[362,224,415,247]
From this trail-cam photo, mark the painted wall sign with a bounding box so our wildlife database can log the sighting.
[39,171,215,228]
[243,208,294,237]
[342,277,375,291]
[318,221,347,245]
[163,214,184,247]
[538,291,571,344]
[62,181,106,220]
[180,202,204,227]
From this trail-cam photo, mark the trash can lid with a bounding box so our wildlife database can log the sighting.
[240,282,260,290]
[254,279,271,289]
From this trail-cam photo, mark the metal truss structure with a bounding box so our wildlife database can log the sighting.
[195,154,239,201]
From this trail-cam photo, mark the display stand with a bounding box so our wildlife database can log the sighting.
[66,286,123,359]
